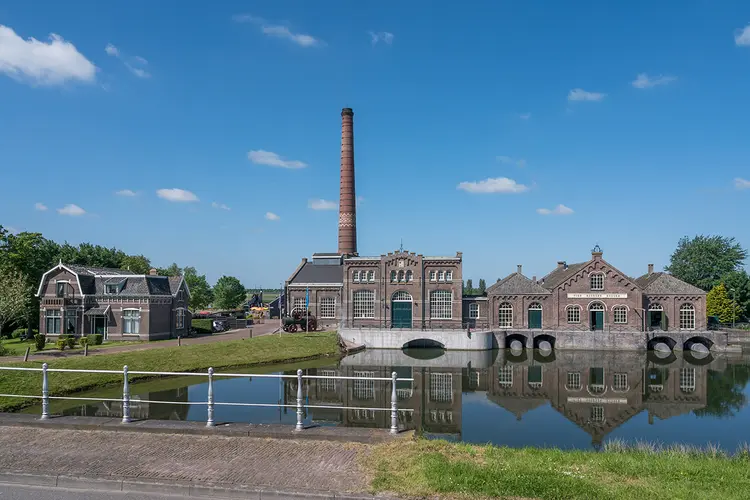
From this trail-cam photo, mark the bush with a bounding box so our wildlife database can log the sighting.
[79,336,89,348]
[56,339,67,351]
[11,328,26,339]
[0,342,9,357]
[34,334,46,351]
[66,336,76,349]
[192,319,213,334]
[91,334,103,346]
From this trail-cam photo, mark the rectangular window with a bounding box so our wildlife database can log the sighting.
[446,270,453,282]
[566,372,581,391]
[320,369,337,392]
[613,373,628,391]
[590,273,604,291]
[177,290,184,302]
[106,284,119,294]
[613,307,627,324]
[591,406,604,422]
[498,366,513,387]
[429,271,436,282]
[123,309,141,334]
[367,270,375,283]
[65,309,77,335]
[353,290,375,318]
[438,271,445,282]
[430,290,452,319]
[176,308,185,329]
[567,306,580,324]
[56,282,67,298]
[469,303,479,319]
[352,270,360,283]
[46,309,61,334]
[352,371,375,400]
[429,373,453,403]
[320,297,335,318]
[680,368,696,393]
[589,367,605,394]
[293,297,306,312]
[528,366,543,388]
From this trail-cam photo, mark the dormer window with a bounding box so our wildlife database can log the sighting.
[106,284,119,294]
[590,273,604,291]
[56,282,67,298]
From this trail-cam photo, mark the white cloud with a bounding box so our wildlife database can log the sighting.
[156,188,199,203]
[457,177,529,194]
[115,189,137,197]
[537,204,574,216]
[519,113,531,120]
[632,73,677,89]
[309,199,337,211]
[568,88,606,102]
[34,202,48,211]
[735,25,750,46]
[212,201,231,211]
[0,25,96,86]
[265,211,280,221]
[734,178,750,190]
[248,149,307,169]
[104,43,119,57]
[105,43,150,78]
[233,14,322,47]
[57,204,86,216]
[125,63,150,79]
[368,31,394,45]
[496,156,526,167]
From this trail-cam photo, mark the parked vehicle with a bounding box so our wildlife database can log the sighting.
[212,319,231,332]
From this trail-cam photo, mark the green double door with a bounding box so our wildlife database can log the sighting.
[528,309,542,329]
[590,311,604,331]
[391,301,412,328]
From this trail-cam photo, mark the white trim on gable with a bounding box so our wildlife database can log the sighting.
[36,263,84,298]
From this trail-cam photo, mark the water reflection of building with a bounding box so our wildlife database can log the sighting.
[61,387,190,421]
[290,350,730,447]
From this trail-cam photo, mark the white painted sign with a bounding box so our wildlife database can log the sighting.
[567,293,627,299]
[567,397,628,404]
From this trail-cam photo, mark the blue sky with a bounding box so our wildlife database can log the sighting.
[1,0,749,287]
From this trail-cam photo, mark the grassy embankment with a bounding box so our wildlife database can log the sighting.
[366,439,750,499]
[0,331,340,412]
[0,338,157,356]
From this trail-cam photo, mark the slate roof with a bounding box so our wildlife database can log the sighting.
[56,263,179,297]
[289,261,343,284]
[634,272,705,295]
[66,264,138,277]
[539,262,589,290]
[487,272,551,295]
[167,276,184,295]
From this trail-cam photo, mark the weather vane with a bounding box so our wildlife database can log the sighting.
[400,239,404,253]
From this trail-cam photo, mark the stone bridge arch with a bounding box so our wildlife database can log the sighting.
[402,338,445,349]
[647,336,677,352]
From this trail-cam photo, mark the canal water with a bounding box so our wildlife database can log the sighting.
[23,348,750,451]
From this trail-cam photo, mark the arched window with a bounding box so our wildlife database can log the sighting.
[590,272,604,291]
[390,270,397,283]
[367,271,375,282]
[430,290,452,319]
[648,303,663,311]
[353,290,375,318]
[406,270,413,282]
[529,303,542,310]
[679,303,695,330]
[392,290,412,302]
[589,302,605,311]
[613,305,628,324]
[679,368,696,393]
[353,270,360,283]
[498,302,513,328]
[566,305,581,324]
[398,271,405,282]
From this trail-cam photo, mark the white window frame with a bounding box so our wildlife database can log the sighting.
[679,303,695,330]
[679,368,696,393]
[122,308,141,335]
[446,270,453,282]
[498,366,513,388]
[566,372,581,391]
[567,305,581,324]
[613,305,627,324]
[498,302,513,328]
[367,270,375,283]
[429,373,453,403]
[353,270,360,283]
[177,289,184,302]
[352,290,375,319]
[429,271,436,282]
[293,297,307,313]
[390,270,397,283]
[468,303,479,319]
[319,297,336,319]
[105,283,119,295]
[429,290,452,320]
[590,272,604,291]
[612,373,628,392]
[438,270,445,282]
[46,309,62,335]
[176,308,185,329]
[406,270,413,282]
[591,406,605,423]
[398,270,405,283]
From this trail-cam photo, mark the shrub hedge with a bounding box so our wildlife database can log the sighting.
[192,319,213,334]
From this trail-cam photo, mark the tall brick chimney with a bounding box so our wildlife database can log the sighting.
[338,108,357,256]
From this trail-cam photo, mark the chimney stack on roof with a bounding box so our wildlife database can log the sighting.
[648,263,654,275]
[557,261,566,269]
[149,268,157,276]
[517,265,523,275]
[338,107,357,256]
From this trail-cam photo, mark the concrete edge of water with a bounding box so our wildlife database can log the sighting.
[0,472,392,499]
[0,412,410,444]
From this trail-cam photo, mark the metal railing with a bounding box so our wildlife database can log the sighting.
[0,365,414,434]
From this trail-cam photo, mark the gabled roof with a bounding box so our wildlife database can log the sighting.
[540,262,589,290]
[289,260,343,285]
[487,272,550,295]
[37,262,182,297]
[635,272,705,295]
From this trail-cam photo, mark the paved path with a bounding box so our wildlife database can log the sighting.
[5,322,284,362]
[0,426,369,495]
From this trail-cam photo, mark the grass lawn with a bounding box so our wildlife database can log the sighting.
[0,331,340,412]
[366,439,750,500]
[0,338,167,357]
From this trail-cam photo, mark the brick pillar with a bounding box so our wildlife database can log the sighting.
[338,108,357,256]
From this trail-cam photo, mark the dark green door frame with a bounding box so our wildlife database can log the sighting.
[391,300,412,328]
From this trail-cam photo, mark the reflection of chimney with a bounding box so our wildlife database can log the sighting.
[338,108,357,256]
[517,265,522,275]
[648,263,654,275]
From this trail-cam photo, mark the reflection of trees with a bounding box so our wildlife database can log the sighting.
[694,365,750,418]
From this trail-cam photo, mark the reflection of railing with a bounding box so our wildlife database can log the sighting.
[340,320,492,331]
[0,365,414,435]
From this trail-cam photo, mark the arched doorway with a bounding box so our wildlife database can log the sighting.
[528,303,542,329]
[589,302,605,331]
[391,291,413,328]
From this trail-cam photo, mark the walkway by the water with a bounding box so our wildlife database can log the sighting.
[0,421,377,496]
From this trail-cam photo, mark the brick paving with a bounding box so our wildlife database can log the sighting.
[0,426,369,493]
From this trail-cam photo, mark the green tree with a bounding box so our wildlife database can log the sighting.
[0,268,32,334]
[183,266,213,310]
[157,263,182,277]
[465,279,474,295]
[694,365,750,418]
[213,276,246,310]
[120,255,152,274]
[478,279,487,294]
[707,283,743,323]
[720,270,750,321]
[665,235,747,291]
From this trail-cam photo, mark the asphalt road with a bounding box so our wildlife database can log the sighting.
[0,484,188,500]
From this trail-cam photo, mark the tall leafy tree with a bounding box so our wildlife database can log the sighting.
[213,276,246,310]
[720,270,750,321]
[183,266,213,310]
[665,235,747,291]
[706,284,743,323]
[465,279,474,295]
[157,263,183,277]
[478,279,487,294]
[120,255,152,274]
[0,268,32,334]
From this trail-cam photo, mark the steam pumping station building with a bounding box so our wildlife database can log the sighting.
[284,108,720,353]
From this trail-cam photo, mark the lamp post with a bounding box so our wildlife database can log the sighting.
[730,288,737,329]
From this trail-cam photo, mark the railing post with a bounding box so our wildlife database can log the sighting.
[295,369,304,431]
[206,367,215,427]
[122,365,131,424]
[41,363,50,420]
[390,371,398,434]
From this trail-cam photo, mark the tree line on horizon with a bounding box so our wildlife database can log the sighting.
[0,225,255,334]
